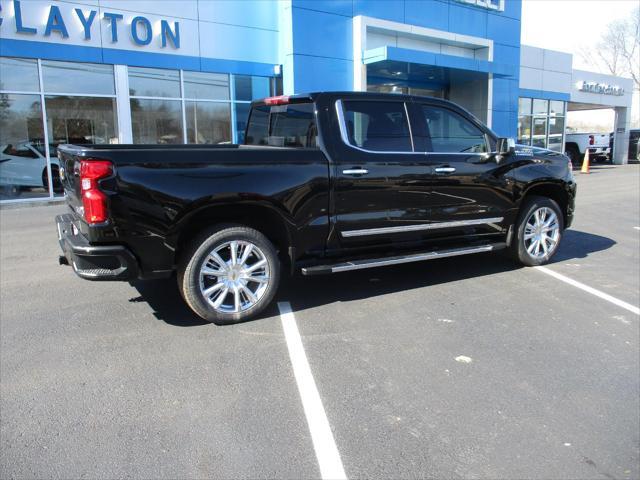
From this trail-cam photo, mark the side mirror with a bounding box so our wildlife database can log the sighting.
[497,137,516,156]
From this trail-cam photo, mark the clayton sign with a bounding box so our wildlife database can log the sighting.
[577,81,624,96]
[0,0,180,48]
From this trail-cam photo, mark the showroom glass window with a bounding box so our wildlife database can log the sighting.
[518,97,566,152]
[41,60,119,196]
[0,57,48,200]
[129,67,275,144]
[184,71,231,144]
[129,67,183,144]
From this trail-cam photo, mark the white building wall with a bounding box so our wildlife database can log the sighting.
[519,45,572,94]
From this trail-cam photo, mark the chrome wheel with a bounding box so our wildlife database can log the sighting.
[523,207,560,259]
[198,240,270,313]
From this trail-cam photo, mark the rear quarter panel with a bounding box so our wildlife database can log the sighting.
[69,147,330,276]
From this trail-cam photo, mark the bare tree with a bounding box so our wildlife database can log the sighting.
[585,7,640,91]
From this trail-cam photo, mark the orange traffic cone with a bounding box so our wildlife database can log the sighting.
[581,148,590,174]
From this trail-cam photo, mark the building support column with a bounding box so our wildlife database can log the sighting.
[352,16,366,92]
[612,106,630,165]
[114,65,133,144]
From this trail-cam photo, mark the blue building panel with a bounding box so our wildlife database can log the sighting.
[403,0,449,31]
[493,77,519,112]
[491,110,518,138]
[493,44,520,68]
[448,3,488,38]
[486,13,521,47]
[519,88,571,102]
[501,0,523,20]
[353,0,405,24]
[291,55,354,92]
[0,38,104,64]
[291,7,353,60]
[291,0,353,18]
[197,0,279,31]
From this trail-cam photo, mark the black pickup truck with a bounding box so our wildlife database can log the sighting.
[56,92,576,323]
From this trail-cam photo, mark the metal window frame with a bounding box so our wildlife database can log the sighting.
[37,59,54,200]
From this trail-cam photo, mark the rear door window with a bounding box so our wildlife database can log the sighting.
[422,105,487,154]
[245,103,317,148]
[341,101,413,152]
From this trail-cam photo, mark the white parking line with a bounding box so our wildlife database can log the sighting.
[534,266,640,316]
[278,302,347,480]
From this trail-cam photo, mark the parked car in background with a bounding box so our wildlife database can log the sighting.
[564,132,610,166]
[55,92,576,324]
[0,142,61,197]
[610,129,640,163]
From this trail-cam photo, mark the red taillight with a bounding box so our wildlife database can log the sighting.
[589,135,594,145]
[264,95,290,106]
[80,159,113,224]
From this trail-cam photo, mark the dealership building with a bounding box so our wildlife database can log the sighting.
[0,0,634,203]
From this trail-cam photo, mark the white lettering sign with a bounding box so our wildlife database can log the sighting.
[577,81,624,96]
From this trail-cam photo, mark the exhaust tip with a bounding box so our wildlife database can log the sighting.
[58,255,69,266]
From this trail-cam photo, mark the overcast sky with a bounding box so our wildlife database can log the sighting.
[521,0,638,71]
[521,0,639,128]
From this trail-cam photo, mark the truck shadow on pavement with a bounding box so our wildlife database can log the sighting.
[128,229,615,327]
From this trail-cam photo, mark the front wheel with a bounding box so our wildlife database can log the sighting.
[510,196,564,266]
[178,225,280,324]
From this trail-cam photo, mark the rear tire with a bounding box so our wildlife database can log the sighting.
[509,196,564,266]
[178,225,280,324]
[565,146,580,167]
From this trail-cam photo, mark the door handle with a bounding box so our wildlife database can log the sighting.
[342,168,369,175]
[434,167,456,174]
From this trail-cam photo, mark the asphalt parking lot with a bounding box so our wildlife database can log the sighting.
[1,164,639,479]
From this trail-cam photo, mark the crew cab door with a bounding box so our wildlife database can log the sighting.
[415,102,511,233]
[330,98,434,247]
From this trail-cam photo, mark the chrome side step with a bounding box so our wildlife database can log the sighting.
[301,243,505,276]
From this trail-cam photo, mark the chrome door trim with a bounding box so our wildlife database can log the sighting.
[340,217,504,238]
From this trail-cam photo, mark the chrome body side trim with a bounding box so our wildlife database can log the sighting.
[340,217,504,237]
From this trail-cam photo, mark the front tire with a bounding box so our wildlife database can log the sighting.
[178,225,280,324]
[510,196,564,266]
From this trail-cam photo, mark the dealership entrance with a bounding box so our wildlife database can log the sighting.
[566,100,630,164]
[366,62,491,124]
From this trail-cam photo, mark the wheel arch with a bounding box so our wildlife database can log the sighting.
[172,201,296,269]
[521,182,569,227]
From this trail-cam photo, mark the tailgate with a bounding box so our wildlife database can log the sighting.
[57,147,84,213]
[592,134,609,148]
